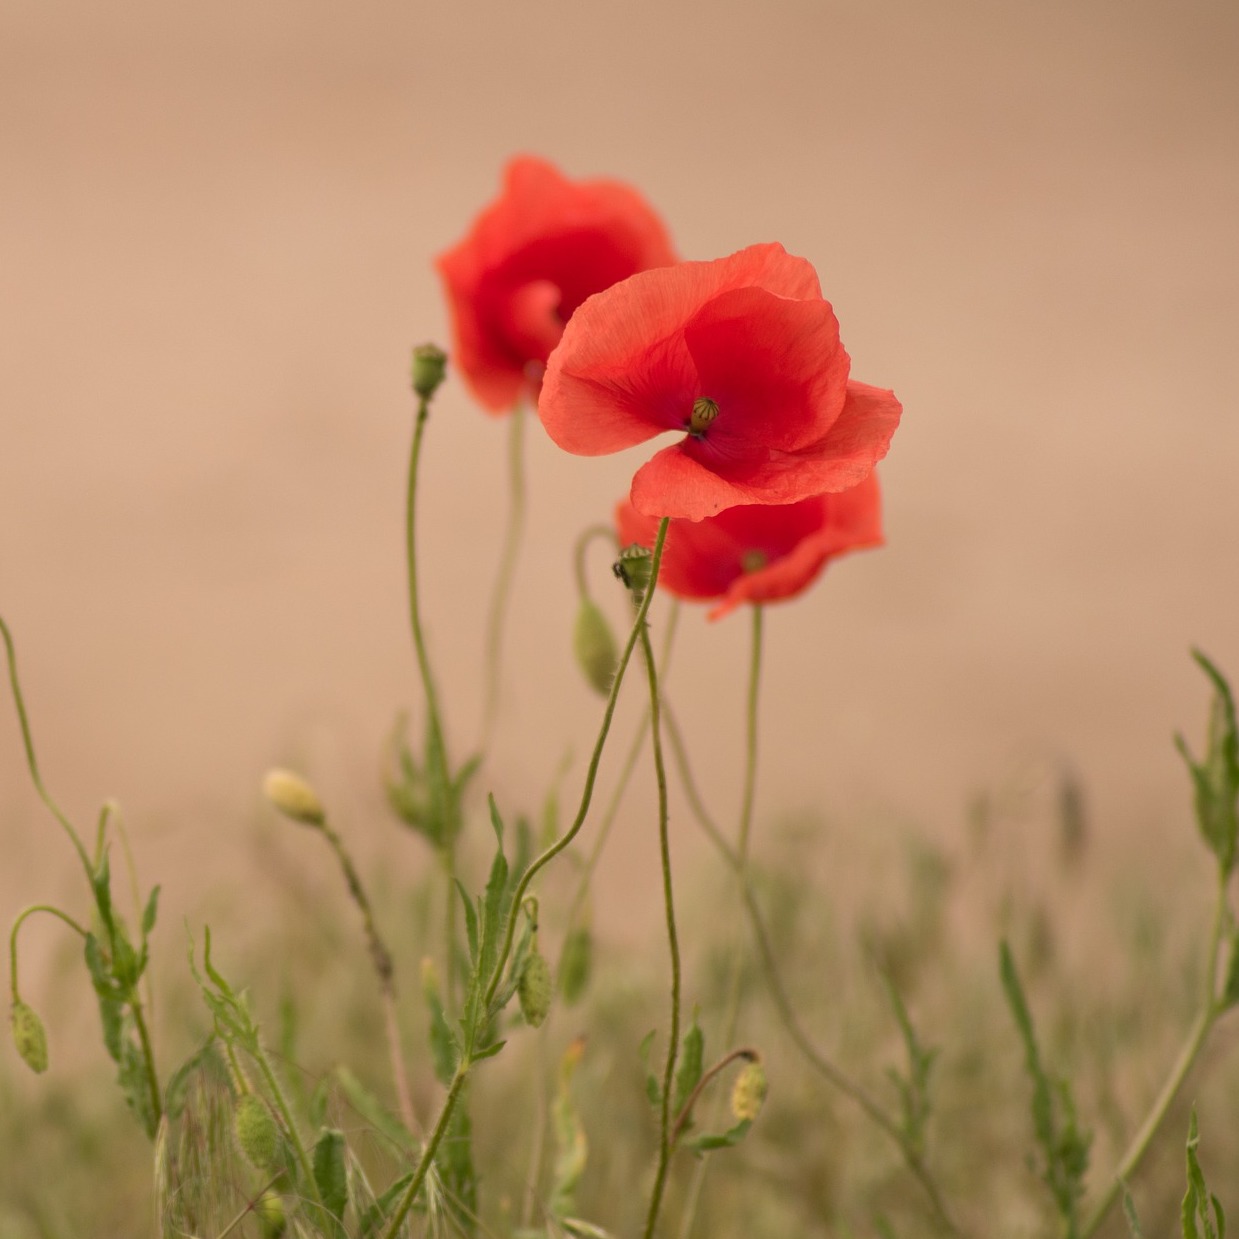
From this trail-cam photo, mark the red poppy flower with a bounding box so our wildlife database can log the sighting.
[615,473,883,620]
[539,243,901,521]
[436,155,677,414]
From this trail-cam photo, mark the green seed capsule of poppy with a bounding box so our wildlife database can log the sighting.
[234,1093,281,1171]
[573,599,618,696]
[262,769,325,828]
[730,1060,767,1123]
[519,951,553,1028]
[613,544,653,601]
[10,1000,48,1074]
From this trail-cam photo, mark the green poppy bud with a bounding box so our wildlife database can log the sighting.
[10,1000,48,1074]
[573,599,618,696]
[411,343,448,400]
[519,950,553,1028]
[689,396,719,436]
[234,1093,281,1171]
[730,1059,767,1123]
[613,544,653,601]
[262,769,325,828]
[256,1190,287,1239]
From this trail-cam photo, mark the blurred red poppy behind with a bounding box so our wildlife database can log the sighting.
[436,155,677,414]
[615,473,883,619]
[540,243,900,520]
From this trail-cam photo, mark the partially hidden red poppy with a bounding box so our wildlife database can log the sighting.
[615,473,883,620]
[436,155,677,414]
[539,243,901,521]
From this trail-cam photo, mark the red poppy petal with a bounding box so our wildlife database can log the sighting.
[683,285,849,452]
[629,443,781,520]
[539,244,822,452]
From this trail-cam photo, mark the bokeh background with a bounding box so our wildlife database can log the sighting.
[2,0,1238,994]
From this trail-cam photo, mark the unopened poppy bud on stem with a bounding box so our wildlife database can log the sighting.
[573,598,618,695]
[262,769,325,828]
[613,544,653,602]
[10,1000,48,1074]
[730,1058,767,1122]
[411,343,448,400]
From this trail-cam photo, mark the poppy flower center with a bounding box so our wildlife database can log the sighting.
[741,549,768,572]
[688,397,720,438]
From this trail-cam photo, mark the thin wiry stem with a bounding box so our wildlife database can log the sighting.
[663,701,962,1236]
[481,403,528,750]
[1079,867,1232,1237]
[641,616,680,1239]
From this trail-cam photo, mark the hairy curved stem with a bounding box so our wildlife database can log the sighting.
[641,618,680,1239]
[380,1065,471,1239]
[318,815,417,1133]
[480,403,527,750]
[1080,867,1231,1238]
[0,616,92,878]
[10,904,89,999]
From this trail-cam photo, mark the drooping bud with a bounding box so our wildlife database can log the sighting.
[613,544,653,602]
[256,1190,287,1239]
[689,396,720,437]
[730,1059,767,1123]
[262,769,325,828]
[573,599,618,696]
[558,925,593,1006]
[411,343,448,400]
[519,950,553,1028]
[10,1000,48,1073]
[233,1092,281,1171]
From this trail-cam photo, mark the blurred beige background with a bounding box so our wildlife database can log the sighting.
[2,0,1238,958]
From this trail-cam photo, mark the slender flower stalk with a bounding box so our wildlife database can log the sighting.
[676,607,764,1239]
[480,403,528,750]
[10,905,89,998]
[1079,868,1232,1237]
[383,519,672,1238]
[1,616,93,878]
[405,353,463,1009]
[316,813,417,1133]
[641,614,680,1239]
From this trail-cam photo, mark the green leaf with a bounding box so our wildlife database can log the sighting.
[141,885,161,937]
[118,1039,158,1138]
[685,1118,752,1155]
[91,852,115,937]
[1177,651,1239,874]
[1183,1108,1226,1239]
[671,1010,704,1118]
[312,1127,349,1232]
[1121,1183,1144,1237]
[458,882,479,966]
[481,800,510,978]
[558,926,592,1006]
[472,1038,507,1062]
[425,972,460,1087]
[438,1093,478,1233]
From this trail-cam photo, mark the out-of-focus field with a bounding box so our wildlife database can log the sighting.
[1,1,1238,1227]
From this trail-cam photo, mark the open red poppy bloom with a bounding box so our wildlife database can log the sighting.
[615,473,883,619]
[539,243,900,520]
[436,155,677,414]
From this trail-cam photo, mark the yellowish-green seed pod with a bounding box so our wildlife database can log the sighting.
[573,599,619,696]
[234,1093,281,1171]
[256,1190,287,1239]
[519,950,553,1028]
[262,769,325,828]
[10,1000,48,1074]
[730,1060,767,1123]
